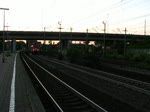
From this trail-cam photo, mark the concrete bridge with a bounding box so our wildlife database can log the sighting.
[0,31,147,40]
[0,31,148,52]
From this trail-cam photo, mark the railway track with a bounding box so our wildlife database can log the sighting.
[35,55,150,93]
[21,53,107,112]
[30,55,150,112]
[100,62,150,83]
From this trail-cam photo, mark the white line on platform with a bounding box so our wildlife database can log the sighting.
[9,53,17,112]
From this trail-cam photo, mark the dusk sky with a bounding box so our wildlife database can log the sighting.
[0,0,150,35]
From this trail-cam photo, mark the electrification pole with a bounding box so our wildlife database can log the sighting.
[103,21,106,55]
[86,28,88,53]
[43,27,46,51]
[124,28,127,56]
[144,19,146,36]
[70,27,73,48]
[58,21,62,50]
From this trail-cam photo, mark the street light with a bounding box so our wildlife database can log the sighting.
[0,8,9,63]
[5,24,10,52]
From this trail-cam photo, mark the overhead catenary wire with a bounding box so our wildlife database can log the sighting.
[47,0,150,35]
[70,0,150,34]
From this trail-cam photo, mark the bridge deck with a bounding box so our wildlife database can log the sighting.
[0,31,147,41]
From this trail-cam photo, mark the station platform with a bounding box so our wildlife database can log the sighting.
[0,52,45,112]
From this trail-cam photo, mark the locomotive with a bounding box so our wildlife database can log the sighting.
[28,41,41,53]
[30,44,41,52]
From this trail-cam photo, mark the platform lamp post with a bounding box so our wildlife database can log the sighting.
[5,25,10,52]
[0,8,9,63]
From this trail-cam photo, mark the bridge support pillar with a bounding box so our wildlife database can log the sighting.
[60,40,70,49]
[113,40,116,48]
[85,40,89,53]
[12,39,16,52]
[26,40,29,51]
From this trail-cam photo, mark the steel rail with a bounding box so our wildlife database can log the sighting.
[37,56,150,95]
[21,53,64,112]
[23,53,108,112]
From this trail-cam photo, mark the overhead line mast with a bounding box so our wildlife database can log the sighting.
[144,19,146,36]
